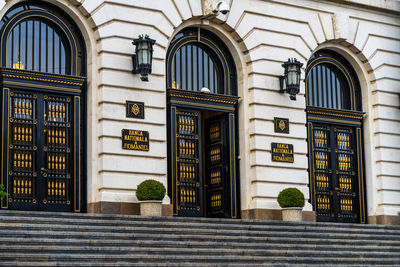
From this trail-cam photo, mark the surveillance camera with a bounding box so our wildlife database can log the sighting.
[214,1,230,15]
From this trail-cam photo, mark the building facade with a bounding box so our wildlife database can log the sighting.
[0,0,399,225]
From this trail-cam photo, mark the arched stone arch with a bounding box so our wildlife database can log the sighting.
[304,42,378,223]
[0,0,100,209]
[308,42,378,220]
[166,18,253,215]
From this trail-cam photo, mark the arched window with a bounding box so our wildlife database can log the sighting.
[306,50,361,111]
[305,50,366,224]
[0,2,86,213]
[167,28,236,96]
[0,3,85,76]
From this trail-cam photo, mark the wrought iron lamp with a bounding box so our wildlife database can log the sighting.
[132,35,156,82]
[279,58,303,100]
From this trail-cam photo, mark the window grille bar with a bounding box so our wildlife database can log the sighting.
[45,24,48,73]
[18,23,21,65]
[10,28,14,68]
[180,48,183,90]
[317,65,323,107]
[38,22,42,71]
[185,45,189,90]
[24,21,28,70]
[312,67,317,106]
[331,69,335,108]
[214,67,217,93]
[202,49,205,89]
[323,66,328,108]
[52,28,55,73]
[190,45,196,91]
[33,20,35,70]
[336,78,341,109]
[196,47,198,89]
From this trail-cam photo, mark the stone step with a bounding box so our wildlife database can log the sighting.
[2,229,399,247]
[0,262,272,267]
[1,215,399,236]
[1,210,399,266]
[1,253,399,265]
[1,237,399,251]
[1,210,399,232]
[2,245,400,258]
[0,222,398,242]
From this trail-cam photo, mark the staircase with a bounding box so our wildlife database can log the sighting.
[0,210,399,266]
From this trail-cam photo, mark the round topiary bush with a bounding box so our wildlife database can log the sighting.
[136,180,166,201]
[277,188,305,208]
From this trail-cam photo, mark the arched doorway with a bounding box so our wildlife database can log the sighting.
[306,50,366,223]
[166,27,239,218]
[0,2,86,212]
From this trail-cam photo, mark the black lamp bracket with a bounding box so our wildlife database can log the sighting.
[132,54,139,74]
[279,75,285,94]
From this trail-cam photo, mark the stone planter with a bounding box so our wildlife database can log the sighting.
[282,207,303,221]
[140,200,162,216]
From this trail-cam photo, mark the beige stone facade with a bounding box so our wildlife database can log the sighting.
[0,0,398,224]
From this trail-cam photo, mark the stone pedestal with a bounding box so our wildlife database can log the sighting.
[281,207,303,221]
[140,201,163,216]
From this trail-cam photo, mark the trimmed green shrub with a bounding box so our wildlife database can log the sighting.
[277,188,305,208]
[0,184,7,201]
[136,180,166,201]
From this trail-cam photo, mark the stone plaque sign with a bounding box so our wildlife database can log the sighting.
[122,129,149,151]
[126,101,144,119]
[271,143,294,163]
[274,117,289,133]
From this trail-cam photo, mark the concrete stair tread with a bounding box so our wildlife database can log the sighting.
[1,253,400,264]
[0,262,282,267]
[1,215,399,235]
[1,223,399,241]
[2,245,400,258]
[1,210,399,265]
[1,237,399,251]
[2,229,400,247]
[1,210,399,231]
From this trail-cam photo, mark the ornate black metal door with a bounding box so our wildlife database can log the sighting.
[170,107,202,216]
[167,89,239,218]
[2,88,81,212]
[205,115,229,217]
[310,123,361,223]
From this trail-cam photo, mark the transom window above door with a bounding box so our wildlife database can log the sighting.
[0,3,85,76]
[167,28,236,96]
[170,43,220,93]
[306,50,361,111]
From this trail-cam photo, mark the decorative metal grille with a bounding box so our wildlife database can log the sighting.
[335,128,356,219]
[6,19,69,74]
[9,92,37,204]
[311,124,358,222]
[175,110,201,216]
[43,95,71,205]
[171,44,219,93]
[6,90,76,211]
[313,126,332,219]
[206,118,227,217]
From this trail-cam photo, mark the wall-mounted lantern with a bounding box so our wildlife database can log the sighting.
[279,58,303,100]
[132,35,156,82]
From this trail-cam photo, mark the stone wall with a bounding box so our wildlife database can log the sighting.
[0,0,398,223]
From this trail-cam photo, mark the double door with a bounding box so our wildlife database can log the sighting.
[309,122,364,223]
[1,88,81,212]
[169,106,237,218]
